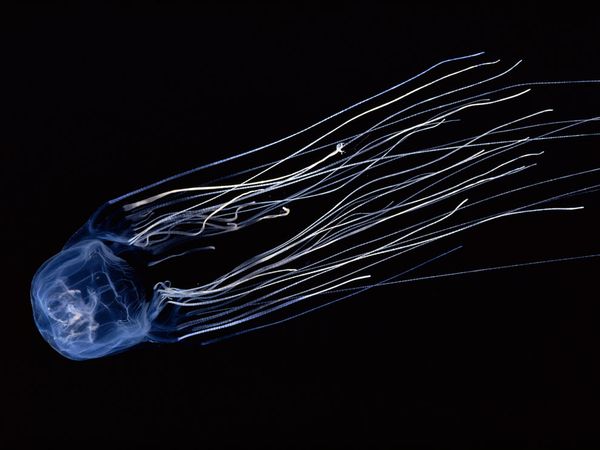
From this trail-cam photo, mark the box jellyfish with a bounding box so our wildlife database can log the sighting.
[30,53,600,360]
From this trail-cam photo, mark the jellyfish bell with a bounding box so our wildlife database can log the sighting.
[30,237,157,360]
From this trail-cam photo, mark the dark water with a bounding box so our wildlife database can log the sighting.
[7,4,600,448]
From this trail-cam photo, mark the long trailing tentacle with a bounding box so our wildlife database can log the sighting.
[113,54,598,340]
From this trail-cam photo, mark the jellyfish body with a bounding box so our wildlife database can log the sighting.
[31,237,153,360]
[31,53,600,360]
[31,203,179,360]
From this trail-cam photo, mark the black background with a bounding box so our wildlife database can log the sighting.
[6,4,600,449]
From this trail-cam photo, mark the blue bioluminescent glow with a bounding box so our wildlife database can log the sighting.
[31,53,599,360]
